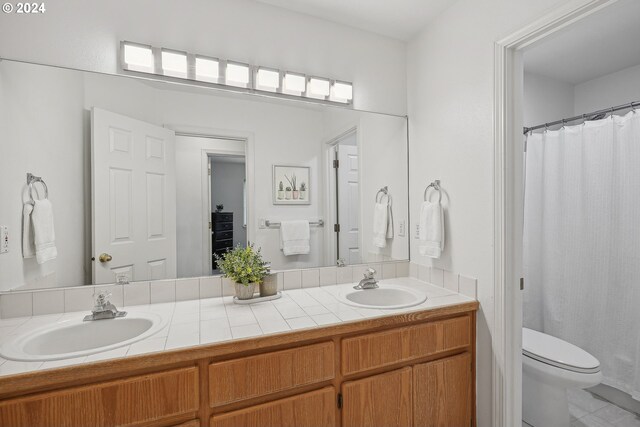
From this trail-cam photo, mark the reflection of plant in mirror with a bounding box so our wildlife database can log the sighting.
[215,204,224,212]
[214,244,267,286]
[300,182,306,191]
[279,181,284,191]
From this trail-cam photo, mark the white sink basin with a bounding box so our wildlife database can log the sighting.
[0,311,166,362]
[337,284,427,309]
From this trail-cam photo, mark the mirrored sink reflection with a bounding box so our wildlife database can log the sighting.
[337,284,427,309]
[0,312,166,362]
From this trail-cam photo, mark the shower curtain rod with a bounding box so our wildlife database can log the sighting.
[523,100,640,135]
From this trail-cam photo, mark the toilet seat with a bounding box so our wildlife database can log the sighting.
[523,328,600,374]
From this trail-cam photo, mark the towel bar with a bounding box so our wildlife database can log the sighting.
[27,172,49,204]
[264,219,324,228]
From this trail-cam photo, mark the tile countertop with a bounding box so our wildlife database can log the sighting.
[0,277,474,377]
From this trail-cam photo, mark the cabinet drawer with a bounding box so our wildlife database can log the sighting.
[209,341,334,407]
[0,367,199,427]
[341,316,470,375]
[213,212,233,223]
[214,238,234,250]
[211,387,335,427]
[213,230,233,241]
[214,222,233,232]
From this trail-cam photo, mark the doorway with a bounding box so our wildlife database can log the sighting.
[174,134,247,277]
[209,154,247,273]
[327,128,361,266]
[495,0,637,425]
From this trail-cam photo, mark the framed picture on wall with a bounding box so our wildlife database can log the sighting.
[273,165,310,205]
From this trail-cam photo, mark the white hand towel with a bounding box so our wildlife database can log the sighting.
[22,203,36,258]
[419,200,444,258]
[280,220,310,256]
[372,202,389,248]
[31,199,57,264]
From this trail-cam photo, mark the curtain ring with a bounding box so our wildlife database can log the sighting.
[544,123,549,132]
[561,119,566,129]
[631,102,637,113]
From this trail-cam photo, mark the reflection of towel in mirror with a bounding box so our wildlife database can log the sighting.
[280,220,310,256]
[22,203,36,258]
[372,203,389,248]
[31,199,58,264]
[419,200,444,258]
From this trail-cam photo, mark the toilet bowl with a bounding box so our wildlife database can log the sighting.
[522,328,602,427]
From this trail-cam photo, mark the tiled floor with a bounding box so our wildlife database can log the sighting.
[522,389,640,427]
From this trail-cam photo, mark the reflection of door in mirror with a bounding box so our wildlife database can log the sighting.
[333,131,361,265]
[91,108,177,284]
[210,155,247,274]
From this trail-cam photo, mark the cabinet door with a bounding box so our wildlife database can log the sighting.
[413,353,471,427]
[211,387,335,427]
[342,367,412,427]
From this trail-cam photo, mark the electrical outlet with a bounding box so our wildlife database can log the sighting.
[0,226,8,254]
[398,220,406,237]
[414,224,420,239]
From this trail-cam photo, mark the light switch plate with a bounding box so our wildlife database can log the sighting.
[414,224,420,239]
[0,226,8,254]
[398,220,406,237]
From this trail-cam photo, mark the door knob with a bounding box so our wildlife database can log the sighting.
[98,253,113,263]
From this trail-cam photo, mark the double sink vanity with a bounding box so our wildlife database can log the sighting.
[0,277,478,427]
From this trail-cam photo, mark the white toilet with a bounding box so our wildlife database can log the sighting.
[522,328,602,427]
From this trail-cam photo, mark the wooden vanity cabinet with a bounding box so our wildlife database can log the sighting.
[0,304,476,427]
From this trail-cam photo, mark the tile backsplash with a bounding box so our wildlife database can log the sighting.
[0,260,477,319]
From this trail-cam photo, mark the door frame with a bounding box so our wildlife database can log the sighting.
[166,125,254,275]
[323,125,359,266]
[493,0,618,425]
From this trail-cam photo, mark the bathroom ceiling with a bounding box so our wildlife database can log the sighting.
[524,0,640,84]
[254,0,457,41]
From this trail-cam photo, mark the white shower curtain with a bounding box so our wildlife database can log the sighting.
[523,111,640,400]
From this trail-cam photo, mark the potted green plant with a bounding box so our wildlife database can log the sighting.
[285,186,292,200]
[277,181,284,199]
[215,204,224,213]
[215,244,268,300]
[299,182,307,200]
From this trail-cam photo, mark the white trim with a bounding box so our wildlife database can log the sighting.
[493,1,618,425]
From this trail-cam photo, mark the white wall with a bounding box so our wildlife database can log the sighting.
[406,1,575,425]
[211,160,247,248]
[0,0,407,116]
[574,62,640,114]
[523,72,574,128]
[0,61,87,292]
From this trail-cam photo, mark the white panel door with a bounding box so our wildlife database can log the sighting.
[337,144,360,264]
[91,108,177,284]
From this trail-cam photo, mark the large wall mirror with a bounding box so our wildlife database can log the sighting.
[0,59,409,292]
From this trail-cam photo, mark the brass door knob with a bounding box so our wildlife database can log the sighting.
[98,253,113,263]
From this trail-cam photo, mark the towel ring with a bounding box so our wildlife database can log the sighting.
[27,173,49,203]
[423,180,442,203]
[376,186,392,205]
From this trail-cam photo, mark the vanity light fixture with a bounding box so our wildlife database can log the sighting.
[120,41,353,106]
[195,55,220,83]
[308,77,330,99]
[331,81,353,103]
[283,72,306,95]
[161,49,188,78]
[122,42,154,74]
[256,67,280,91]
[225,61,250,88]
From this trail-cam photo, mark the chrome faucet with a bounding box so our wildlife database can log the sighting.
[83,291,127,321]
[354,268,379,290]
